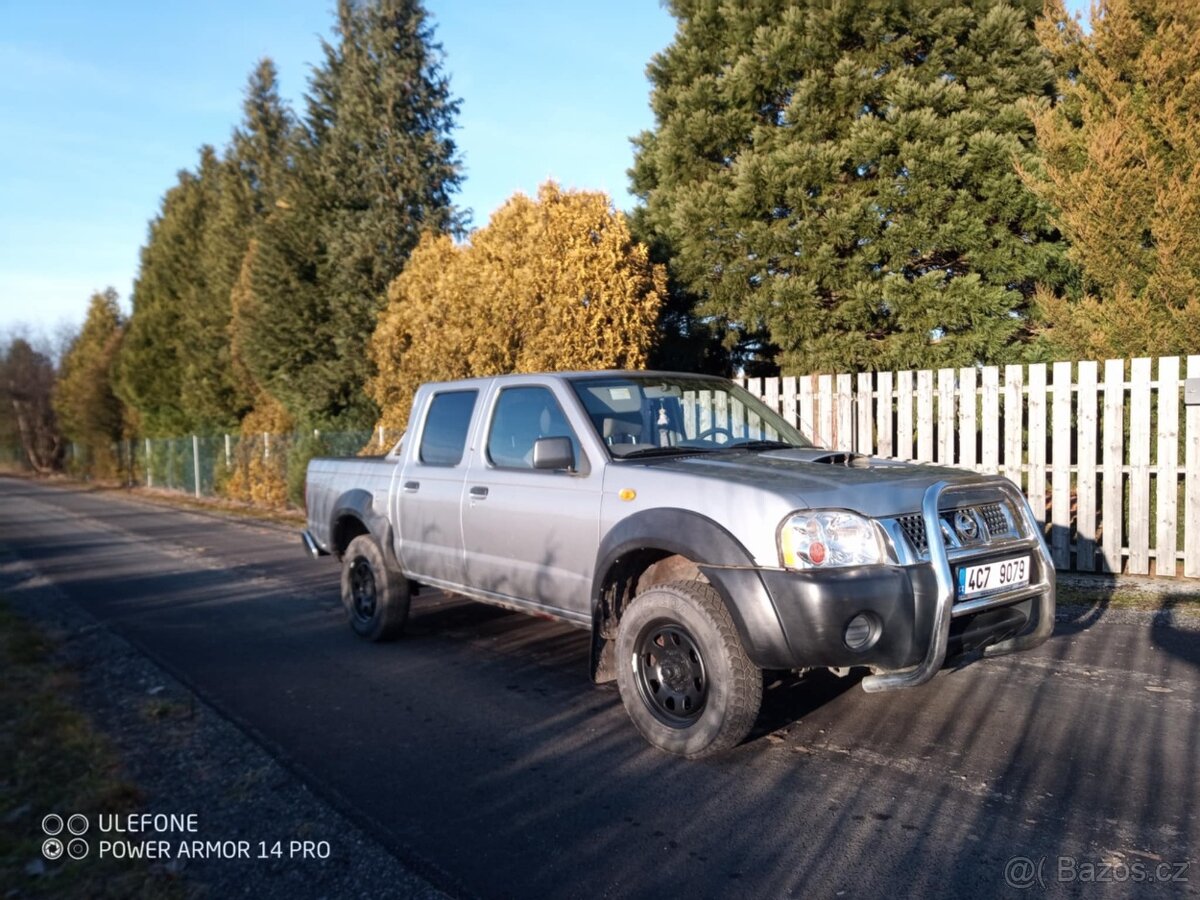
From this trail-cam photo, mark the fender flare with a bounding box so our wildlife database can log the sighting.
[329,489,402,571]
[591,508,794,670]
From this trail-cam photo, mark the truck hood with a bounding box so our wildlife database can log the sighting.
[632,447,1005,518]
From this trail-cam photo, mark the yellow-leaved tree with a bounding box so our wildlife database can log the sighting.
[369,182,666,432]
[1024,0,1200,358]
[54,288,127,478]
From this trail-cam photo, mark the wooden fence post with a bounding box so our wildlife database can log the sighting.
[1076,361,1098,571]
[958,366,977,470]
[876,371,893,457]
[1003,364,1024,490]
[1185,355,1200,577]
[1051,361,1073,568]
[1102,359,1125,573]
[1128,358,1152,574]
[897,371,913,461]
[937,368,955,465]
[1027,364,1047,525]
[856,372,873,454]
[917,370,934,462]
[1156,357,1180,576]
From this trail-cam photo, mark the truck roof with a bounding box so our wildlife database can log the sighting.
[417,370,733,391]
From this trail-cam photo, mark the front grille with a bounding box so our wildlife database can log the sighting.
[893,499,1022,557]
[898,514,928,553]
[979,502,1013,538]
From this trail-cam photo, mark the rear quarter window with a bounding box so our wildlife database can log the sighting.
[419,390,477,466]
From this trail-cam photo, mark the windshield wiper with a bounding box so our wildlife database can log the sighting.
[618,446,715,460]
[721,439,796,451]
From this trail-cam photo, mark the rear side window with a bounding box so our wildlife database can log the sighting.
[419,390,477,466]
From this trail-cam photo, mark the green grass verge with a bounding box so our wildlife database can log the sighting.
[0,599,188,898]
[1056,583,1200,613]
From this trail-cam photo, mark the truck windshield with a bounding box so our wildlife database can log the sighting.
[569,375,813,458]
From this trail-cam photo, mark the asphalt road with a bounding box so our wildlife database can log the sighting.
[1,476,1197,899]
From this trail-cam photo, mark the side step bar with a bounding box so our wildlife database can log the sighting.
[301,530,328,559]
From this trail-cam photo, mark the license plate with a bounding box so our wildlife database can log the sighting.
[957,555,1030,599]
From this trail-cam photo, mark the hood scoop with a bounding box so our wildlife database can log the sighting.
[758,447,874,468]
[809,451,872,468]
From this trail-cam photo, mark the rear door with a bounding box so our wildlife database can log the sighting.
[395,387,479,585]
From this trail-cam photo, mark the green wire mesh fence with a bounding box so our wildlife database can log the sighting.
[39,428,403,509]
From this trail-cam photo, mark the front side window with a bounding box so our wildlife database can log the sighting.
[486,386,580,470]
[419,390,477,466]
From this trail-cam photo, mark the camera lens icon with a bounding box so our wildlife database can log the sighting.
[43,838,64,860]
[67,839,89,860]
[42,814,64,836]
[67,815,89,835]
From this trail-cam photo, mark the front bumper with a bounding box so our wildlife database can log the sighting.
[705,480,1056,690]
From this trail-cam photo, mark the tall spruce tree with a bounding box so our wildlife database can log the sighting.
[117,60,295,435]
[631,0,1069,374]
[231,59,294,213]
[237,0,463,429]
[185,60,297,429]
[1023,0,1200,358]
[175,146,248,430]
[115,163,210,435]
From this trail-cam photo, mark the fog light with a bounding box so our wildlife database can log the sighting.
[844,613,876,650]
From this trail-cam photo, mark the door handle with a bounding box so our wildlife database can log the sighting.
[403,481,420,493]
[469,485,489,499]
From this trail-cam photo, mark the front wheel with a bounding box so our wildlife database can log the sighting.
[616,580,761,757]
[341,535,410,641]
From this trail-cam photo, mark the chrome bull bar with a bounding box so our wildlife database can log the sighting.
[861,479,1056,693]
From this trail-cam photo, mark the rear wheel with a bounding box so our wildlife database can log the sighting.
[616,580,761,757]
[341,535,409,641]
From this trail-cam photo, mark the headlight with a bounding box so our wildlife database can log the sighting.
[779,511,882,569]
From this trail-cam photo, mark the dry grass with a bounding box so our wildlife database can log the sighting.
[0,601,190,898]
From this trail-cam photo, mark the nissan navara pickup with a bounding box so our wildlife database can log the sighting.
[303,371,1055,757]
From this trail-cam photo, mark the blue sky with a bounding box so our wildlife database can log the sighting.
[0,0,1088,338]
[0,0,676,336]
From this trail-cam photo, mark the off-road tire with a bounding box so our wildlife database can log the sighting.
[616,580,761,757]
[341,535,410,642]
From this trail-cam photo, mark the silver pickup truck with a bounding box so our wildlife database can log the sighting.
[303,371,1054,757]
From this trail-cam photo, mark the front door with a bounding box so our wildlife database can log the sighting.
[461,383,602,620]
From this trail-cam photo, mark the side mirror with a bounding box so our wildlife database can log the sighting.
[532,436,575,471]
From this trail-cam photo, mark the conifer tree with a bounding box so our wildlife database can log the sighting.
[178,61,297,430]
[631,0,1068,373]
[1024,0,1200,358]
[54,288,126,468]
[115,164,209,435]
[239,0,463,429]
[176,147,248,430]
[118,60,295,435]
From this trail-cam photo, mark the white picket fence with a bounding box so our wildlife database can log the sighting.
[739,356,1200,579]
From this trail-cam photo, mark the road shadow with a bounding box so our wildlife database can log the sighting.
[747,667,862,743]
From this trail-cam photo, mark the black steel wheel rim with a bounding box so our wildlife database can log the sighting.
[633,619,708,727]
[349,557,377,623]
